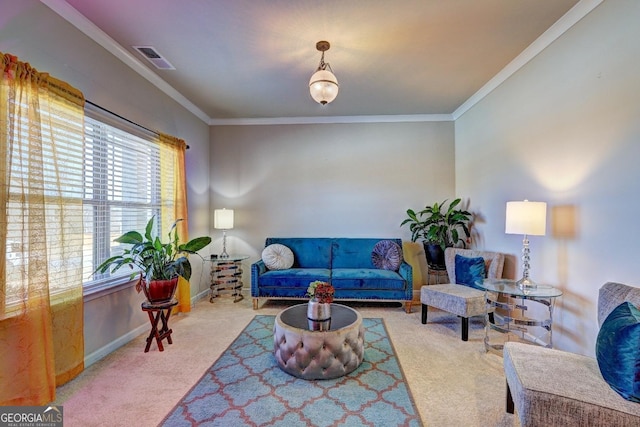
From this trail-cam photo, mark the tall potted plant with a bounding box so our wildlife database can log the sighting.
[401,198,471,269]
[94,216,211,303]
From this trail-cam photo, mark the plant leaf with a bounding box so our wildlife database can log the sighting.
[179,236,212,253]
[115,231,143,245]
[145,216,155,241]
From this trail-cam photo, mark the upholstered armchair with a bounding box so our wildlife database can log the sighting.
[420,247,505,341]
[503,282,640,426]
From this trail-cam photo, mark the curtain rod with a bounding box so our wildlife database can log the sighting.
[86,100,190,149]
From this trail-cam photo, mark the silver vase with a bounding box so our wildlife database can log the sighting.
[307,300,331,331]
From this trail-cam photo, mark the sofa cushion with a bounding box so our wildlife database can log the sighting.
[421,284,486,318]
[596,301,640,402]
[371,240,403,271]
[259,268,331,289]
[332,268,405,290]
[454,254,486,288]
[262,243,294,270]
[332,238,403,269]
[265,238,332,268]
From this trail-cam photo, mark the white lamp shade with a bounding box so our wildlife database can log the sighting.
[505,201,547,236]
[214,209,234,230]
[309,69,339,105]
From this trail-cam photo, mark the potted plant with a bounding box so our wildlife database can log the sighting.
[94,216,211,303]
[400,198,472,269]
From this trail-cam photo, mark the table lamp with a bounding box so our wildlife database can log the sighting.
[505,200,547,289]
[214,208,234,258]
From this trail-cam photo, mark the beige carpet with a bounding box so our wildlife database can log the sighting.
[53,292,519,426]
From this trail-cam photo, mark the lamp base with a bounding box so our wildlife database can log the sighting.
[220,230,229,258]
[516,277,538,290]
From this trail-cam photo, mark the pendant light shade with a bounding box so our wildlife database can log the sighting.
[309,41,339,105]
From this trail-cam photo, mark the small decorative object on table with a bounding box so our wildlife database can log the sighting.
[306,280,335,331]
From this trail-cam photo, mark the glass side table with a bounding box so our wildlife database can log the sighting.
[476,279,563,352]
[208,255,249,303]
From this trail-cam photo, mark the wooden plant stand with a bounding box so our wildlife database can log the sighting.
[141,298,179,352]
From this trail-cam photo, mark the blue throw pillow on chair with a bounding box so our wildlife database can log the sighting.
[596,301,640,402]
[454,254,485,288]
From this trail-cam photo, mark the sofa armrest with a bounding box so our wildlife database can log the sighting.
[251,260,267,296]
[399,261,413,298]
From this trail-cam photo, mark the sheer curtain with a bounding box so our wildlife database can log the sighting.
[158,133,191,313]
[0,53,85,405]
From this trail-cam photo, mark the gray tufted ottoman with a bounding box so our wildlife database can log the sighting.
[273,304,365,380]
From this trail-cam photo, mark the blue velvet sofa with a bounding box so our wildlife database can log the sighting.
[251,237,413,312]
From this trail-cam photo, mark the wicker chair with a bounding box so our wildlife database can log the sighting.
[420,247,504,341]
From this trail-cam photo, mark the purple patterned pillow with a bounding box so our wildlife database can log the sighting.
[371,240,403,271]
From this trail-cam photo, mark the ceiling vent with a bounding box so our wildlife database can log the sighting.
[132,46,175,70]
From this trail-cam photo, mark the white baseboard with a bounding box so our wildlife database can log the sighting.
[194,289,210,303]
[84,323,149,367]
[193,287,248,305]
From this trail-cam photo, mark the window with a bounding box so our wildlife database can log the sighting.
[3,96,175,299]
[81,110,171,293]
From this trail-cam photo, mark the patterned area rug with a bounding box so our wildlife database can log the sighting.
[161,315,422,426]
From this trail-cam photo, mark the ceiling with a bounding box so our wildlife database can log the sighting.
[46,0,587,124]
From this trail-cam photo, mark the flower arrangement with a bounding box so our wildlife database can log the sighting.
[306,280,335,304]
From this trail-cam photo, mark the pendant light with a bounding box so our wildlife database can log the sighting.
[309,41,339,105]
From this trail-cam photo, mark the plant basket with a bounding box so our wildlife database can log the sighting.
[424,242,446,270]
[139,276,179,304]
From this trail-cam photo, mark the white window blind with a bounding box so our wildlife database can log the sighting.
[82,110,168,290]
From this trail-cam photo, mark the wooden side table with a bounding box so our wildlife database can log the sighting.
[208,255,249,303]
[141,298,178,352]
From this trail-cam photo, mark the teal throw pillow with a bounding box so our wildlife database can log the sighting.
[596,301,640,402]
[454,254,485,288]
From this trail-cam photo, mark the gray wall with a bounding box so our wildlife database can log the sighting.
[455,0,640,355]
[209,121,456,285]
[0,1,211,361]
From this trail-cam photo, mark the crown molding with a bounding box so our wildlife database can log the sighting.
[209,114,453,126]
[452,0,603,120]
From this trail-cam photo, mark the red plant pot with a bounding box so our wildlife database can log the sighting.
[141,276,179,303]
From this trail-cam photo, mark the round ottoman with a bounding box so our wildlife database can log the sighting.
[273,303,365,380]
